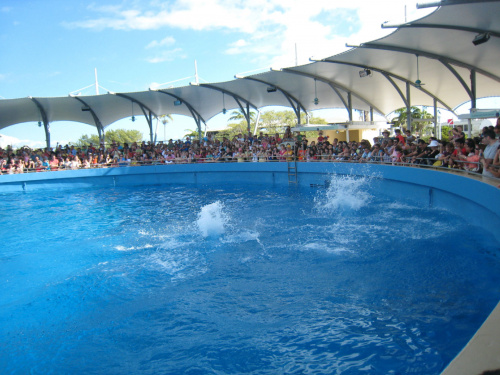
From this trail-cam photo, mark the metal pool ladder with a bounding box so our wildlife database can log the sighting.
[287,160,298,184]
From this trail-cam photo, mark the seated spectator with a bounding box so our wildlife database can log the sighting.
[359,145,372,163]
[62,157,71,169]
[425,140,441,164]
[391,145,403,163]
[456,139,480,172]
[42,157,50,171]
[49,155,60,171]
[369,144,383,162]
[405,129,416,144]
[283,126,293,141]
[70,156,81,169]
[438,142,455,168]
[380,130,392,144]
[486,148,500,177]
[411,139,429,164]
[481,129,500,177]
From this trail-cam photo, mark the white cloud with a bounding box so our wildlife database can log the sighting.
[145,36,176,49]
[66,0,435,68]
[146,48,186,63]
[0,134,45,149]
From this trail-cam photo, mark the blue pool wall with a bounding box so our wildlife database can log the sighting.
[1,163,499,242]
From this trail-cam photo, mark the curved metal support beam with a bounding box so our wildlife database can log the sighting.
[282,68,386,119]
[417,0,499,9]
[200,84,259,132]
[234,99,252,132]
[71,96,105,144]
[318,59,455,113]
[439,59,474,100]
[382,73,410,108]
[359,42,500,84]
[29,97,50,149]
[199,84,259,111]
[239,76,308,124]
[115,93,159,143]
[156,90,206,142]
[381,23,500,39]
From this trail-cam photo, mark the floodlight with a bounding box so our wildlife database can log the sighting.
[267,86,277,93]
[174,100,182,106]
[472,32,490,46]
[81,106,91,112]
[359,69,371,78]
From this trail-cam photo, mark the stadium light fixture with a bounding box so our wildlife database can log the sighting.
[472,32,490,46]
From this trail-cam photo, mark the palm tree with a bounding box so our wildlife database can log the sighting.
[391,106,433,135]
[184,128,199,139]
[159,114,173,142]
[228,109,256,123]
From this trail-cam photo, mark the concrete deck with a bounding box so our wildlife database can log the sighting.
[441,301,500,374]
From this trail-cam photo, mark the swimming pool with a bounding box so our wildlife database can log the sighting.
[1,171,499,374]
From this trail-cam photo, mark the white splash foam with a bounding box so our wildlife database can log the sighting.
[197,201,228,238]
[316,174,372,212]
[304,242,352,254]
[115,244,154,251]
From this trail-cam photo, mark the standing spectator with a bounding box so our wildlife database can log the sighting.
[394,129,405,145]
[405,129,416,144]
[481,129,500,177]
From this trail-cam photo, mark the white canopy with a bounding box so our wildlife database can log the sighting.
[1,0,499,146]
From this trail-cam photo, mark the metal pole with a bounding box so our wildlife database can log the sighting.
[433,98,438,137]
[406,82,412,132]
[95,68,99,95]
[469,70,476,139]
[253,110,261,136]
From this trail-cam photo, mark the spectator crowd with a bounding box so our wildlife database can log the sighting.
[1,123,500,182]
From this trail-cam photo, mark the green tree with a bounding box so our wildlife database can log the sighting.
[159,114,173,125]
[222,110,327,139]
[159,114,174,142]
[391,106,434,135]
[227,109,257,124]
[440,125,452,142]
[105,129,143,144]
[75,129,143,147]
[75,134,100,147]
[184,128,199,139]
[224,122,249,139]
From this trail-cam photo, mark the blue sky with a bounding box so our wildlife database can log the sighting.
[0,0,451,147]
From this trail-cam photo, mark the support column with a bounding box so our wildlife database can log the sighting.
[253,110,261,135]
[347,92,353,122]
[469,70,476,139]
[433,98,438,138]
[406,82,412,132]
[30,97,51,149]
[246,103,251,132]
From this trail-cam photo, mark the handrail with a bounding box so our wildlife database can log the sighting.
[1,156,498,181]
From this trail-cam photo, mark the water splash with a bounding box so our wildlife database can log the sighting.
[316,174,372,212]
[197,201,228,238]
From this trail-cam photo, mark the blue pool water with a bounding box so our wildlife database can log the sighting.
[1,175,499,374]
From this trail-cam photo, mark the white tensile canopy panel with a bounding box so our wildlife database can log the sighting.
[0,0,499,146]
